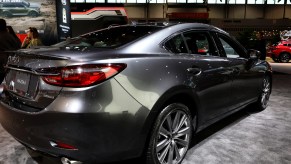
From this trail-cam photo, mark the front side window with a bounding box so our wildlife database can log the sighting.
[219,37,239,58]
[217,34,246,58]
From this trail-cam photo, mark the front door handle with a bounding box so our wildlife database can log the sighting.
[187,67,202,75]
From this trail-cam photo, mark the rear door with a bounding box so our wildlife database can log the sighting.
[178,30,234,122]
[7,3,26,16]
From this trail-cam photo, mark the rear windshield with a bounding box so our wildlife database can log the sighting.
[53,26,162,48]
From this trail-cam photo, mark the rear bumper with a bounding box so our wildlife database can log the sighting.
[0,79,151,163]
[0,101,148,162]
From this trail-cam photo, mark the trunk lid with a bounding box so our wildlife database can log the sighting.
[2,49,70,112]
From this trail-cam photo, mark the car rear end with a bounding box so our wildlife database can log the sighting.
[0,49,149,163]
[0,24,169,163]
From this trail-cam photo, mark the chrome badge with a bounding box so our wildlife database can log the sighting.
[7,55,20,65]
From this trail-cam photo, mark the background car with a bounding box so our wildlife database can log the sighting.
[0,23,272,164]
[268,40,291,63]
[0,1,40,17]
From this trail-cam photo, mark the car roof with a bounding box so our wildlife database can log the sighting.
[126,22,229,35]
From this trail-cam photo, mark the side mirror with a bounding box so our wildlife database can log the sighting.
[247,49,261,60]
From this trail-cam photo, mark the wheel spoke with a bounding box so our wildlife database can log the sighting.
[160,127,171,138]
[172,111,181,133]
[174,138,188,147]
[158,143,171,163]
[166,116,173,133]
[157,139,170,152]
[175,126,190,138]
[167,144,174,164]
[176,115,187,133]
[173,141,181,161]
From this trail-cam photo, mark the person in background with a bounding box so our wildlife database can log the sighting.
[7,26,21,48]
[255,32,267,60]
[0,19,21,83]
[21,27,43,48]
[0,19,21,51]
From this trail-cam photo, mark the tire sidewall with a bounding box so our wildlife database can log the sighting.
[146,103,193,164]
[29,11,38,17]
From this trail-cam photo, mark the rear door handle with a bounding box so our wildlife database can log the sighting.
[187,67,202,75]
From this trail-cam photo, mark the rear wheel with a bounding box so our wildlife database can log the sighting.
[146,103,193,164]
[279,53,290,63]
[2,11,11,18]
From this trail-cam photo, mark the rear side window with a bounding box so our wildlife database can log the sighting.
[14,4,24,7]
[3,4,15,7]
[53,26,162,48]
[183,31,217,56]
[164,34,188,53]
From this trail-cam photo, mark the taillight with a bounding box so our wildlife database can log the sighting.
[39,64,126,87]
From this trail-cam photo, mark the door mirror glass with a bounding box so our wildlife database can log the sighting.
[247,49,261,60]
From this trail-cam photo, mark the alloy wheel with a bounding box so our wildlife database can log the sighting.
[29,11,38,17]
[156,110,191,164]
[261,77,271,109]
[279,53,290,63]
[2,12,11,18]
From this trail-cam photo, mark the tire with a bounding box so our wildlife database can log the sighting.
[279,53,290,63]
[253,76,271,111]
[272,57,279,63]
[146,103,193,164]
[2,11,11,18]
[28,11,38,17]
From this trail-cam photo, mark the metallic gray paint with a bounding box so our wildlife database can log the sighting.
[0,23,272,163]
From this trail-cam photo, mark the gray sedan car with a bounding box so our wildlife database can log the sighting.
[0,23,272,164]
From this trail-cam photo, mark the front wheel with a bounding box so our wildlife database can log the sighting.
[253,76,271,111]
[146,103,193,164]
[272,57,279,63]
[28,11,38,17]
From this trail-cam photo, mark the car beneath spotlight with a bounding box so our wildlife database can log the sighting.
[0,23,272,164]
[268,40,291,63]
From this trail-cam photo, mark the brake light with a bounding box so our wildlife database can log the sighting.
[40,64,126,87]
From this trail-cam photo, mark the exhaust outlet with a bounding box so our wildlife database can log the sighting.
[61,157,82,164]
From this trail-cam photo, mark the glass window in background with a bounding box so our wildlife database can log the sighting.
[247,0,264,4]
[267,0,284,4]
[188,0,204,3]
[208,0,226,4]
[228,0,245,4]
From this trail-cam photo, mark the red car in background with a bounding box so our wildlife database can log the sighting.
[268,40,291,63]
